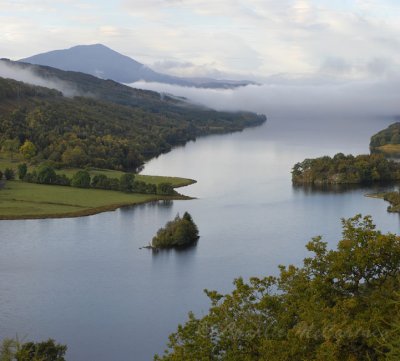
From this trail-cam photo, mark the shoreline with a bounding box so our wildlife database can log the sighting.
[0,194,195,221]
[0,179,197,221]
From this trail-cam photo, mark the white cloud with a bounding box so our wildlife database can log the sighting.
[129,74,400,120]
[0,61,79,96]
[1,0,400,80]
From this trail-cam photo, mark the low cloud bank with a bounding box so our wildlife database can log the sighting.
[0,61,78,97]
[130,77,400,120]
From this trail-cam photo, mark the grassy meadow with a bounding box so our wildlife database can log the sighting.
[0,154,196,219]
[0,179,194,220]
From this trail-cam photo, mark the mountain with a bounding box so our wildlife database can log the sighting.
[0,59,266,170]
[19,44,256,89]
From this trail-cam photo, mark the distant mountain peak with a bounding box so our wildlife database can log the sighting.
[19,45,256,89]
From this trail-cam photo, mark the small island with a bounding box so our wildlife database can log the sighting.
[292,153,400,185]
[151,212,199,249]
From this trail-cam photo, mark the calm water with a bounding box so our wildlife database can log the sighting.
[1,115,400,361]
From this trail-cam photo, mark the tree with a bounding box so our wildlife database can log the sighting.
[19,140,37,160]
[152,212,199,248]
[0,338,67,361]
[119,173,135,193]
[61,146,87,167]
[91,174,111,189]
[71,170,91,188]
[36,165,57,184]
[4,168,15,180]
[155,215,400,360]
[157,182,174,195]
[1,138,20,160]
[17,163,28,180]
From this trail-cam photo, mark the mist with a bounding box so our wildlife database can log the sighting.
[129,76,400,121]
[0,61,79,97]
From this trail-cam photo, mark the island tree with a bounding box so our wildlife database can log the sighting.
[152,212,199,248]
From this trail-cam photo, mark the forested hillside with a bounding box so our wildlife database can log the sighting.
[0,62,265,170]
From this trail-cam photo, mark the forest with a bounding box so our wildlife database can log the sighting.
[292,153,400,184]
[0,62,266,171]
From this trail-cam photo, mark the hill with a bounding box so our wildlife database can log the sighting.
[0,62,266,170]
[19,44,256,88]
[370,121,400,156]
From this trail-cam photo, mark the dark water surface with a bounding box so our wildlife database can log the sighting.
[1,115,400,360]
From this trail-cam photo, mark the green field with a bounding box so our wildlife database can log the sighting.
[0,177,195,220]
[374,144,400,156]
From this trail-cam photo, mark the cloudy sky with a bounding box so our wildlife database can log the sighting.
[1,0,400,80]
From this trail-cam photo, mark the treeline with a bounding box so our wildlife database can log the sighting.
[292,153,400,184]
[0,338,66,361]
[155,215,400,361]
[152,212,199,248]
[0,63,266,171]
[0,164,175,195]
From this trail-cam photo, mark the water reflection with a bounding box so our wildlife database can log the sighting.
[292,182,400,195]
[3,117,400,361]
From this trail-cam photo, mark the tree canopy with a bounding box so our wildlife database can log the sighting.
[292,153,400,184]
[152,212,199,248]
[0,338,67,361]
[155,215,400,360]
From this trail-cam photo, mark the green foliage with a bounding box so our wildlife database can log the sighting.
[0,73,265,171]
[155,215,400,360]
[292,153,400,184]
[61,146,87,167]
[370,122,400,148]
[36,165,57,184]
[1,138,20,159]
[17,163,27,180]
[119,173,135,193]
[152,212,199,248]
[157,182,175,195]
[19,140,37,160]
[71,170,91,188]
[4,168,15,180]
[132,180,157,194]
[380,191,400,213]
[0,338,66,361]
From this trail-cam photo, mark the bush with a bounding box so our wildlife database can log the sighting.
[120,173,135,193]
[4,168,15,180]
[91,174,111,190]
[71,170,91,188]
[36,165,57,184]
[18,163,28,180]
[54,174,71,186]
[157,182,175,195]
